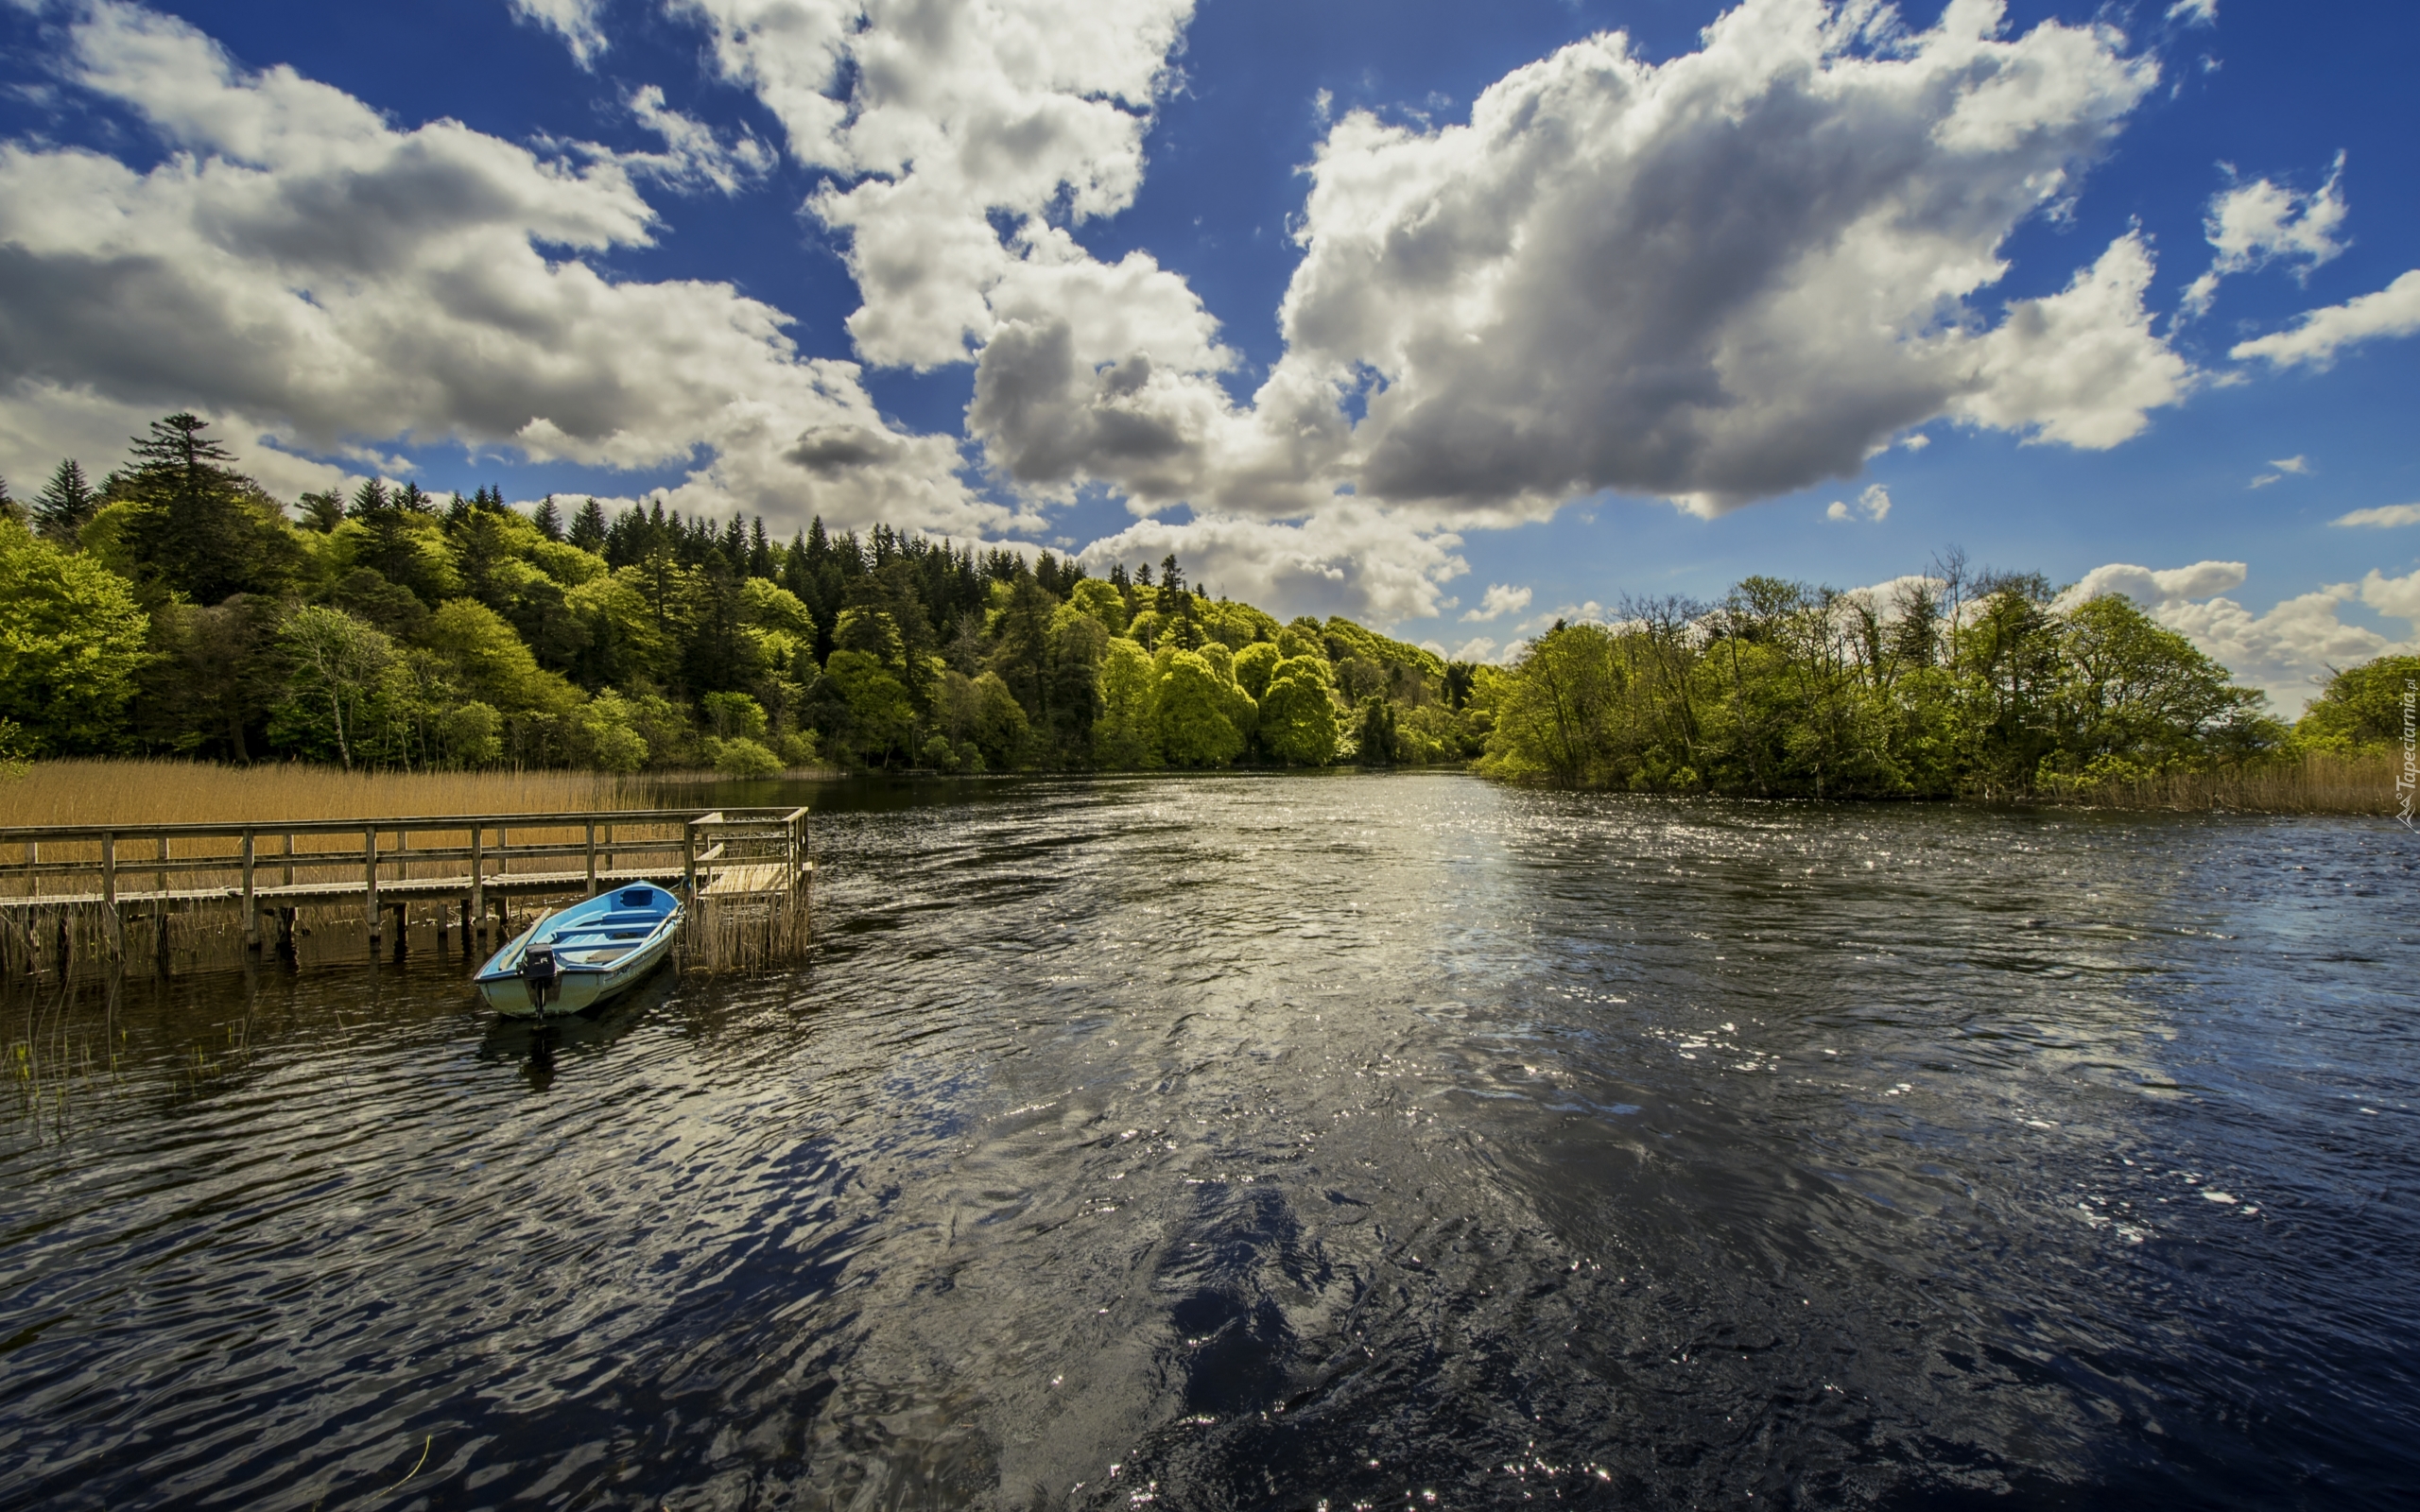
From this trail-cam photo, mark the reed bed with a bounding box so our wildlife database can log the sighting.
[0,760,649,829]
[2053,750,2402,816]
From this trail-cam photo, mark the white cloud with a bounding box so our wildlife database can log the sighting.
[1277,0,2177,520]
[683,0,2190,621]
[622,84,773,196]
[1449,636,1502,663]
[2058,559,2248,609]
[2331,504,2420,529]
[680,0,1196,369]
[2179,155,2348,318]
[1948,232,2193,450]
[1461,583,1532,623]
[2060,558,2419,713]
[2165,0,2217,26]
[1071,503,1468,624]
[2248,453,2309,488]
[510,0,609,67]
[1826,483,1893,523]
[0,1,988,536]
[2360,567,2420,623]
[2156,588,2405,714]
[2232,269,2420,369]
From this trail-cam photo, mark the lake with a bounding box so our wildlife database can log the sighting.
[3,773,2414,1510]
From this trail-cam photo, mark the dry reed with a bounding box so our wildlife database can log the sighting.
[0,760,650,829]
[2051,750,2400,816]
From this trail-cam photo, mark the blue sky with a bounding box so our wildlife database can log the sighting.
[1,0,2414,707]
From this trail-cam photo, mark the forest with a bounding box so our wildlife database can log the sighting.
[0,412,2407,798]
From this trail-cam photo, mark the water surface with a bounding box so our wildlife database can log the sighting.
[4,774,2415,1509]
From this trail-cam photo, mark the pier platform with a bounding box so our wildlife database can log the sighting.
[0,807,810,973]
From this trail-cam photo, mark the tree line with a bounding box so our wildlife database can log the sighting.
[1467,561,2412,798]
[0,413,1464,776]
[0,412,2401,793]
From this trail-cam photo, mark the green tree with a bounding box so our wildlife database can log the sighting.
[1157,649,1245,766]
[1093,637,1162,767]
[1256,660,1340,765]
[1234,640,1285,701]
[0,520,151,752]
[118,413,300,603]
[268,605,397,769]
[819,649,917,765]
[423,599,582,722]
[2295,654,2420,751]
[2046,594,2271,782]
[34,459,96,545]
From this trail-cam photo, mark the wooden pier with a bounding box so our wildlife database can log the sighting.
[0,807,810,975]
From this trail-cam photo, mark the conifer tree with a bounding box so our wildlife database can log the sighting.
[297,490,344,533]
[121,412,289,604]
[533,494,563,541]
[34,459,96,543]
[570,497,607,552]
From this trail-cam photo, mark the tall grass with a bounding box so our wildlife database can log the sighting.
[0,760,651,829]
[2054,750,2401,816]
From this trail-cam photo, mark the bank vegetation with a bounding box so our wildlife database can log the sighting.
[0,412,2407,813]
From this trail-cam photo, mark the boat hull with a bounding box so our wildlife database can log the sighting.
[477,932,671,1017]
[475,885,683,1018]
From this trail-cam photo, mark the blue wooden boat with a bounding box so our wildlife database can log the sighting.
[475,884,683,1017]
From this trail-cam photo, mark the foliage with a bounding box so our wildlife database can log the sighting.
[9,411,2315,792]
[1478,577,2295,799]
[0,520,151,753]
[2294,655,2419,752]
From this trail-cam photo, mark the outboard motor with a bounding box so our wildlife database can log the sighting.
[520,943,560,1007]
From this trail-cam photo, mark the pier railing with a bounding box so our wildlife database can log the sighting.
[0,806,810,974]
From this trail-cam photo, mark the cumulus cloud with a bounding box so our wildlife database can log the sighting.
[2232,269,2420,370]
[1450,636,1503,663]
[2332,504,2420,529]
[2179,155,2349,318]
[1276,0,2181,521]
[681,0,1196,367]
[1072,503,1468,624]
[2060,558,2419,713]
[0,0,987,534]
[510,0,609,67]
[679,0,2198,622]
[2165,0,2217,25]
[2057,559,2248,609]
[1827,484,1893,523]
[1461,583,1532,623]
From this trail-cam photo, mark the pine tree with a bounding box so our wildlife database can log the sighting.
[533,494,563,541]
[34,458,96,543]
[121,413,284,604]
[570,497,607,552]
[748,517,773,578]
[0,476,17,529]
[297,490,345,533]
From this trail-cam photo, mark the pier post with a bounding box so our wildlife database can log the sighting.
[153,835,169,970]
[241,830,258,950]
[101,830,120,959]
[469,825,485,935]
[585,819,597,894]
[365,828,380,946]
